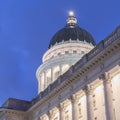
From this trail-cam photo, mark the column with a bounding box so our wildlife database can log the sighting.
[57,104,64,120]
[40,74,44,92]
[99,73,114,120]
[39,77,41,93]
[60,65,62,75]
[84,85,94,120]
[51,67,53,83]
[71,95,78,120]
[44,72,46,89]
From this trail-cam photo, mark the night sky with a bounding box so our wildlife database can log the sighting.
[0,0,120,106]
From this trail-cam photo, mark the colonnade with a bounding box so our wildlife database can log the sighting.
[38,72,116,120]
[38,64,70,92]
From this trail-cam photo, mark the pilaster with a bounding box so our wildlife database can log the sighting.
[57,104,64,120]
[51,67,53,83]
[47,111,51,120]
[44,72,46,89]
[71,95,79,120]
[60,65,62,75]
[84,85,94,120]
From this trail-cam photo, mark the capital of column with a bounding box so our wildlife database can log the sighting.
[39,117,42,120]
[70,95,79,120]
[41,114,48,120]
[69,94,79,104]
[57,103,64,120]
[47,111,52,119]
[57,103,64,111]
[99,72,111,83]
[83,84,94,95]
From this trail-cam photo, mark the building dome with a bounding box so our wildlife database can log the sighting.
[49,13,96,48]
[36,12,96,93]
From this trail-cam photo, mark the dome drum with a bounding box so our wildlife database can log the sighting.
[37,64,70,92]
[43,42,94,62]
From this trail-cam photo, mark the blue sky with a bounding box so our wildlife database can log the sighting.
[0,0,120,106]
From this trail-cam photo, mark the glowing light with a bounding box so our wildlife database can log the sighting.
[69,11,74,16]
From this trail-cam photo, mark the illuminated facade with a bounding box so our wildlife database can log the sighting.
[0,13,120,120]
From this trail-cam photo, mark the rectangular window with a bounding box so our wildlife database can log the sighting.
[65,51,69,54]
[73,50,77,54]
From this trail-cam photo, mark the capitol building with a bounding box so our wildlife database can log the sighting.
[0,12,120,120]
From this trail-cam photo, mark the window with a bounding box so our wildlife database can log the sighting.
[81,51,84,54]
[58,53,61,56]
[65,51,69,54]
[73,50,77,54]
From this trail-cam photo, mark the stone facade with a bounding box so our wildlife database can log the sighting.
[29,26,120,120]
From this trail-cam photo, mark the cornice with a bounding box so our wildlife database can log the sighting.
[0,108,26,116]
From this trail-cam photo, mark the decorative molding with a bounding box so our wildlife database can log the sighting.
[57,103,64,111]
[83,84,94,95]
[99,72,111,83]
[70,94,79,104]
